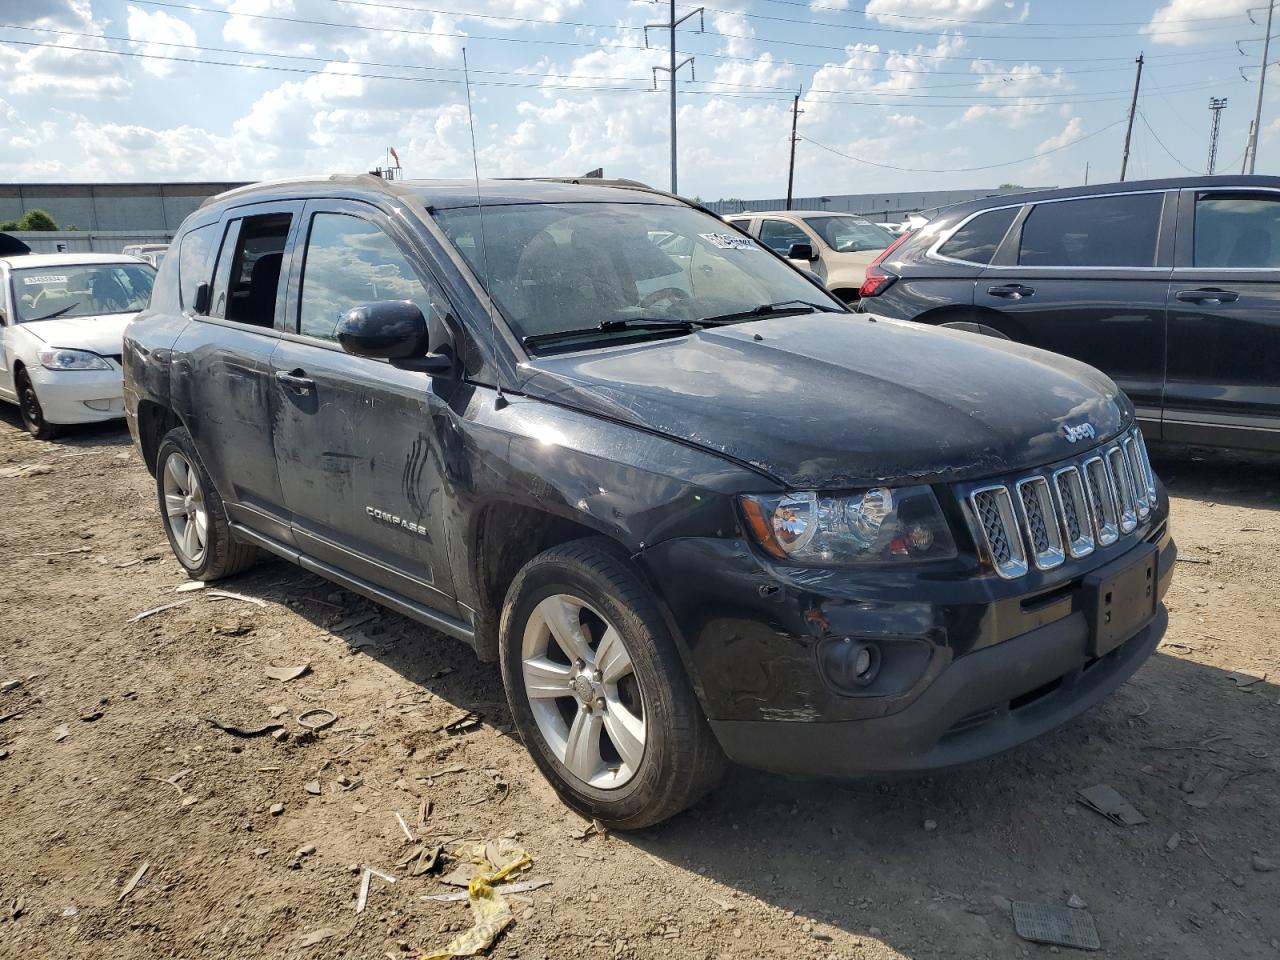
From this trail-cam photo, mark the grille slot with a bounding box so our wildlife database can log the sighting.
[966,428,1155,578]
[970,485,1027,579]
[1016,476,1065,570]
[1052,466,1095,558]
[1107,446,1139,533]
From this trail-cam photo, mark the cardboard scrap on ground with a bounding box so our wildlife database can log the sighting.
[1012,900,1101,951]
[1077,783,1147,826]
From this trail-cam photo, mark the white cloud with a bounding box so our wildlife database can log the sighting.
[1026,115,1083,178]
[1144,0,1251,46]
[956,60,1069,129]
[0,0,132,98]
[125,7,198,78]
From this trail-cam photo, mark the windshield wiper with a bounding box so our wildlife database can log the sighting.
[522,317,695,350]
[697,299,844,325]
[28,301,81,322]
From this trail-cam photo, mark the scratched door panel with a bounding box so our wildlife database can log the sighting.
[271,337,461,614]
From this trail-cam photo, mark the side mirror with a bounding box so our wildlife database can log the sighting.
[336,300,454,375]
[192,281,211,316]
[787,242,816,262]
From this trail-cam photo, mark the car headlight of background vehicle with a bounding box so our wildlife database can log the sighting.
[38,348,111,371]
[739,486,956,564]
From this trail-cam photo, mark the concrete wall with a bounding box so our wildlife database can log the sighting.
[8,230,173,254]
[0,182,247,232]
[706,187,1050,222]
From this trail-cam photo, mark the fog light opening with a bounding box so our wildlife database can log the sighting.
[826,637,882,689]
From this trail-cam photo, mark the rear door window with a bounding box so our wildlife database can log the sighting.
[1018,193,1163,268]
[1193,193,1280,267]
[758,218,811,255]
[937,207,1019,264]
[210,213,292,328]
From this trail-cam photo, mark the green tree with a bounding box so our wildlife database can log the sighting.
[997,183,1024,191]
[0,220,17,231]
[16,209,58,231]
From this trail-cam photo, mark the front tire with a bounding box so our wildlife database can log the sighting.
[16,369,61,440]
[155,426,257,581]
[499,538,725,829]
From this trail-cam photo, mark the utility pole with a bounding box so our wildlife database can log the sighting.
[1120,53,1145,182]
[646,1,704,195]
[1207,97,1228,174]
[1245,0,1275,174]
[786,92,803,210]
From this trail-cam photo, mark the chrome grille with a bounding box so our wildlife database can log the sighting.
[966,427,1156,579]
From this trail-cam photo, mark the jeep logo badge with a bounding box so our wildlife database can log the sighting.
[1061,421,1096,443]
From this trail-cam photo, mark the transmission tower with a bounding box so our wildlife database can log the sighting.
[1207,97,1228,174]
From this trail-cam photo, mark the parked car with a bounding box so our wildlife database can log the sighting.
[858,175,1280,453]
[124,175,1173,828]
[122,243,169,259]
[0,252,156,438]
[723,210,895,302]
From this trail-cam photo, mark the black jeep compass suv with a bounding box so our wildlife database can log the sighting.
[123,175,1174,828]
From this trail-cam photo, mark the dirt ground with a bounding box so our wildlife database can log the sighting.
[0,409,1277,960]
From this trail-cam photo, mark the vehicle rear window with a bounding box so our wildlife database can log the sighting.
[1018,193,1162,268]
[936,207,1019,264]
[178,224,217,311]
[1194,194,1280,268]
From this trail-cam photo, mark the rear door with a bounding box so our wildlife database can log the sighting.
[171,202,301,545]
[270,198,460,615]
[1163,188,1280,451]
[975,191,1173,436]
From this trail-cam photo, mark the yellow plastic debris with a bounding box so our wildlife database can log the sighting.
[420,843,533,960]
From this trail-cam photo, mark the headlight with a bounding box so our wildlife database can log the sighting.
[38,348,111,371]
[739,485,956,565]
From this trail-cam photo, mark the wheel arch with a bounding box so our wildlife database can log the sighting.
[136,400,185,476]
[914,303,1026,340]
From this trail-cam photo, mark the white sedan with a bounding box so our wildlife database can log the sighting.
[0,253,156,439]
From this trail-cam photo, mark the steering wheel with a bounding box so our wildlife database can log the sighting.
[639,287,691,308]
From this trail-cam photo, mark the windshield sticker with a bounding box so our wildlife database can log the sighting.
[699,232,755,250]
[22,275,68,285]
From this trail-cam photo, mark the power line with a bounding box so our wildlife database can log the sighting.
[744,0,1246,27]
[1138,109,1199,174]
[799,118,1127,173]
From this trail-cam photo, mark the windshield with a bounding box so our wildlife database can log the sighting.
[802,216,895,253]
[432,202,839,347]
[10,263,156,322]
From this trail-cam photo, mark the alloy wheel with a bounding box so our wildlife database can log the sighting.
[162,450,208,566]
[521,593,647,789]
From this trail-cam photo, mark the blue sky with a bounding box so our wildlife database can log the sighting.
[0,0,1271,200]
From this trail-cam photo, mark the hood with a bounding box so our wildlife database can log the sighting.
[518,314,1131,489]
[20,312,137,357]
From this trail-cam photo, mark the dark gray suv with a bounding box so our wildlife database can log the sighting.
[123,175,1174,828]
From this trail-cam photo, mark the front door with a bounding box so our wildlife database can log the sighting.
[0,266,15,400]
[758,217,823,279]
[172,203,302,546]
[270,199,460,614]
[1164,188,1280,451]
[975,191,1173,436]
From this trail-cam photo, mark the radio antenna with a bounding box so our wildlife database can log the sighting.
[462,47,506,409]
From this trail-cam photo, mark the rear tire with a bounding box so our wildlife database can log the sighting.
[16,369,61,440]
[155,426,257,581]
[499,537,725,829]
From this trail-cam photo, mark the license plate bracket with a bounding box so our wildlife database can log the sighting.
[1082,542,1158,657]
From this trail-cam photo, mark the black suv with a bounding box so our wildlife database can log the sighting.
[123,175,1174,828]
[858,175,1280,453]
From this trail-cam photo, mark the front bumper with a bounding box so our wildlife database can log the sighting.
[639,501,1173,777]
[27,364,125,424]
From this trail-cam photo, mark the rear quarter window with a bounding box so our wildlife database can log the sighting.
[936,207,1019,264]
[178,223,219,311]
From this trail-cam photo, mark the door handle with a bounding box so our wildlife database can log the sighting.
[1175,288,1239,304]
[987,284,1035,300]
[275,369,315,395]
